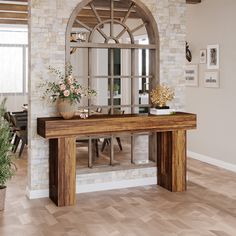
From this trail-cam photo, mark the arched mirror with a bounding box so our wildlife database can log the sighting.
[66,0,159,168]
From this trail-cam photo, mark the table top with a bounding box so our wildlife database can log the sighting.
[37,112,197,139]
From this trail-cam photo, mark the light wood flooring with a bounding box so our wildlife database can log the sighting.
[1,150,236,236]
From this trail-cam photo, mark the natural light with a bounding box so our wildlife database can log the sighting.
[0,27,28,94]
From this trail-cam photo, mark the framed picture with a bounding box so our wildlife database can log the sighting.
[185,64,198,87]
[199,49,207,64]
[204,71,220,88]
[207,44,219,69]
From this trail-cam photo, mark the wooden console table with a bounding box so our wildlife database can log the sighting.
[37,112,197,207]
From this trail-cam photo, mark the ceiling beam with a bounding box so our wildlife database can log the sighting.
[0,18,27,24]
[0,11,27,19]
[0,0,200,26]
[73,22,97,29]
[0,3,27,11]
[91,0,131,10]
[186,0,201,4]
[77,16,122,23]
[79,9,138,18]
[0,0,28,2]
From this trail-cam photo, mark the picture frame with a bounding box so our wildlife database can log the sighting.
[199,49,207,64]
[207,44,219,69]
[185,64,198,87]
[204,71,220,88]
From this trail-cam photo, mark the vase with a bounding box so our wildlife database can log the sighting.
[57,98,77,119]
[0,186,6,211]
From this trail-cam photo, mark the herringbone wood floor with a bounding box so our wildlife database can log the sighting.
[1,151,236,236]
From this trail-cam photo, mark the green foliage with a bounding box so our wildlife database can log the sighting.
[40,64,97,103]
[0,98,16,187]
[108,83,120,92]
[113,83,120,92]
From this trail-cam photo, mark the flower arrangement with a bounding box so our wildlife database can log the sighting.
[150,84,175,108]
[42,64,96,103]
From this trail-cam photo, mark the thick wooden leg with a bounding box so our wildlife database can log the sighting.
[157,130,186,192]
[49,137,76,206]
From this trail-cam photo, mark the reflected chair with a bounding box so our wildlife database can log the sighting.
[76,107,102,158]
[101,108,124,152]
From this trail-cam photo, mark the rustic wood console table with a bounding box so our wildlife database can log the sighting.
[37,112,197,207]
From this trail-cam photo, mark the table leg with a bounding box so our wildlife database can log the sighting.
[49,137,76,206]
[157,130,186,192]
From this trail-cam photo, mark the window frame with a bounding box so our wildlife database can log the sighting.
[0,43,28,95]
[65,0,160,167]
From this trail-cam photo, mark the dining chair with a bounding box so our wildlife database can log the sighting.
[76,107,102,158]
[10,111,28,157]
[101,108,124,152]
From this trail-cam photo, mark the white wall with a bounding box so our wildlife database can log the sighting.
[186,0,236,165]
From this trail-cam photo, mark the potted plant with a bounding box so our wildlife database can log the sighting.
[150,84,175,115]
[0,98,16,211]
[107,83,120,96]
[113,83,120,96]
[41,64,96,119]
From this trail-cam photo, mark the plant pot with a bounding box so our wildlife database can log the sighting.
[57,98,77,120]
[0,186,6,211]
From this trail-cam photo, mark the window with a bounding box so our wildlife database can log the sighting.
[0,27,28,94]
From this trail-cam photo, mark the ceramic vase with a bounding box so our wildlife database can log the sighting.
[57,98,77,119]
[0,186,6,211]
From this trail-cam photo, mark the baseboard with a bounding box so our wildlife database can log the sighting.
[76,177,157,193]
[26,177,157,199]
[26,186,49,199]
[187,151,236,173]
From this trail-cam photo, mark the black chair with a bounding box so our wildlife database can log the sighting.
[101,108,124,152]
[10,111,27,157]
[4,111,15,142]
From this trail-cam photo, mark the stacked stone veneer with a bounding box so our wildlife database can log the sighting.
[28,0,186,195]
[77,167,157,193]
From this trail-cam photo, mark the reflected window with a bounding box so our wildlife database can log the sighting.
[66,0,159,167]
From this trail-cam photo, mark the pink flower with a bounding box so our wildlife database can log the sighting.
[70,85,75,91]
[60,84,66,91]
[63,90,70,97]
[67,76,73,85]
[75,88,81,95]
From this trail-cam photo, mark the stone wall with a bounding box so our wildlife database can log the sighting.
[28,0,186,195]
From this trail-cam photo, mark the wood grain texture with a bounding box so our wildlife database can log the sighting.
[157,130,186,192]
[38,112,196,206]
[172,130,186,192]
[186,0,201,3]
[49,137,76,206]
[0,3,28,12]
[37,112,197,139]
[3,156,236,236]
[0,19,27,25]
[0,12,27,19]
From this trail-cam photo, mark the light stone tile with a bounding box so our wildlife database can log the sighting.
[29,0,186,191]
